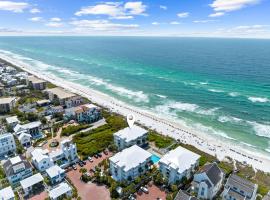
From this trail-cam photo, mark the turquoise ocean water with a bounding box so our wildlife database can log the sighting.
[0,37,269,155]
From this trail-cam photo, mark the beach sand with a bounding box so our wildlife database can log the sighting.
[1,54,270,173]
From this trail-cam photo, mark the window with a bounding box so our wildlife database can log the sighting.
[201,187,205,196]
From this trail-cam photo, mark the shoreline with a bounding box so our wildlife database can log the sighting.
[1,53,270,173]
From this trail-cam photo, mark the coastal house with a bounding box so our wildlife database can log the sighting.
[113,125,148,150]
[174,190,198,200]
[159,146,200,184]
[6,116,20,128]
[45,165,65,185]
[222,174,258,200]
[18,132,32,147]
[49,139,78,168]
[64,103,101,123]
[192,163,225,199]
[109,145,152,181]
[0,133,16,157]
[14,121,42,139]
[20,173,44,197]
[45,87,82,108]
[3,155,33,185]
[0,97,16,113]
[31,148,54,172]
[0,186,15,200]
[49,182,72,200]
[47,105,64,115]
[36,99,51,107]
[27,76,47,90]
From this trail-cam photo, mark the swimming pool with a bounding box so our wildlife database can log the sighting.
[151,154,161,164]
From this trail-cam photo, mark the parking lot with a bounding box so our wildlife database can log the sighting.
[67,151,112,200]
[136,183,167,200]
[28,191,48,200]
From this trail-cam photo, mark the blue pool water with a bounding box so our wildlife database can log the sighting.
[151,154,161,164]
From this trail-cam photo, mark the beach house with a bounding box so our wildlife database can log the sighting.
[45,165,66,185]
[20,173,44,197]
[113,125,148,150]
[192,163,225,199]
[27,76,47,90]
[0,97,16,113]
[45,87,82,108]
[64,103,101,123]
[109,145,152,181]
[159,146,200,184]
[49,182,72,200]
[5,116,20,128]
[0,133,16,157]
[222,174,258,200]
[3,155,33,185]
[31,148,54,172]
[0,186,15,200]
[174,190,198,200]
[14,121,42,139]
[18,132,32,147]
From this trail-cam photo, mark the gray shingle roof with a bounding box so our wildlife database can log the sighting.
[3,155,32,177]
[226,174,257,195]
[197,163,223,186]
[174,190,198,200]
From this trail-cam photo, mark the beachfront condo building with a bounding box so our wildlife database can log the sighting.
[159,146,200,184]
[0,97,16,113]
[109,145,152,182]
[113,125,148,150]
[0,133,16,157]
[27,76,47,90]
[3,155,33,185]
[222,174,258,200]
[192,163,225,199]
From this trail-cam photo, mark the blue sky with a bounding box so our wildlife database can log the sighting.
[0,0,269,37]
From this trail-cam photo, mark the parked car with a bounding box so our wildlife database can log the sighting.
[72,164,77,170]
[88,156,93,162]
[82,160,86,165]
[128,194,136,200]
[89,168,96,173]
[94,154,99,159]
[140,186,149,194]
[103,149,108,155]
[97,152,102,157]
[78,162,84,167]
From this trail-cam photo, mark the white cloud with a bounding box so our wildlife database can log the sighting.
[170,21,180,25]
[210,0,260,13]
[177,12,189,18]
[159,5,167,10]
[45,22,63,27]
[30,8,40,13]
[50,17,61,22]
[209,12,224,17]
[193,20,217,23]
[152,22,160,25]
[0,1,29,13]
[75,1,146,19]
[70,20,139,31]
[29,17,43,22]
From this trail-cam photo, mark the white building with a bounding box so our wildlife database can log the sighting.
[18,132,32,147]
[0,186,15,200]
[31,148,54,172]
[14,121,42,139]
[0,97,16,113]
[49,182,72,200]
[109,145,152,181]
[192,163,224,199]
[222,174,258,200]
[0,133,16,157]
[113,125,148,150]
[3,155,33,185]
[6,116,20,128]
[159,146,200,184]
[46,165,65,185]
[27,76,47,90]
[20,173,44,197]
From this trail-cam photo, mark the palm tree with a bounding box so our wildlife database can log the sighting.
[79,168,87,174]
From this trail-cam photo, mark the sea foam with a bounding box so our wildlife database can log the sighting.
[248,96,269,103]
[248,121,270,138]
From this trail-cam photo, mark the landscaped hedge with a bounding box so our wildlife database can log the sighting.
[61,124,91,136]
[148,131,174,148]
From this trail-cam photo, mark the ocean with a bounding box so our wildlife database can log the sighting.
[0,36,269,155]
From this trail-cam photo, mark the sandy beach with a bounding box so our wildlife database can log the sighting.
[1,53,270,173]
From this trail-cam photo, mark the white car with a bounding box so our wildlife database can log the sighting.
[140,186,149,194]
[88,156,93,162]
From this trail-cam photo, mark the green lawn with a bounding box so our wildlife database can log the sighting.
[61,124,91,136]
[148,131,174,148]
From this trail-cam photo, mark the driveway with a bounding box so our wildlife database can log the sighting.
[136,184,167,200]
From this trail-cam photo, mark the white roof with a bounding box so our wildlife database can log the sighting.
[83,103,100,109]
[28,76,46,84]
[0,186,15,200]
[109,145,151,172]
[46,87,75,99]
[0,97,16,104]
[159,146,200,174]
[6,116,19,124]
[49,183,72,199]
[49,149,63,159]
[20,173,44,189]
[18,132,32,141]
[46,165,65,178]
[22,121,41,129]
[31,148,49,163]
[10,156,22,165]
[114,125,148,142]
[0,133,13,140]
